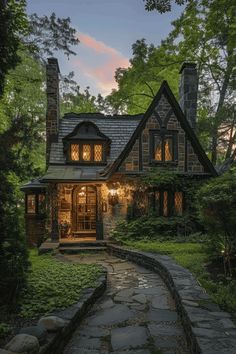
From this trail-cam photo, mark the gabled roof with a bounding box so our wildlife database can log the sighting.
[101,81,217,177]
[49,113,142,166]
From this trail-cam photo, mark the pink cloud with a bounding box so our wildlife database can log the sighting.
[74,32,130,95]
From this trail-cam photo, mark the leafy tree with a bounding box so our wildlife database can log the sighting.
[0,0,28,96]
[143,0,187,13]
[107,39,180,114]
[198,168,236,277]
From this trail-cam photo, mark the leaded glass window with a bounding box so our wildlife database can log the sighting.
[71,144,79,161]
[163,191,168,216]
[152,131,176,163]
[82,144,91,161]
[27,194,36,214]
[174,191,183,216]
[94,144,102,161]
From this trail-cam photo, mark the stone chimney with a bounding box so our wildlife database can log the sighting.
[46,58,60,167]
[179,63,198,131]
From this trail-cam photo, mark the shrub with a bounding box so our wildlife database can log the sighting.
[197,168,236,276]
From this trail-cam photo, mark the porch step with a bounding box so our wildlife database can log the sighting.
[59,241,107,248]
[59,246,107,254]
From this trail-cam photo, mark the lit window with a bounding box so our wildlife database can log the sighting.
[153,132,175,163]
[27,195,36,214]
[174,191,183,216]
[164,138,173,161]
[154,136,162,161]
[94,144,102,161]
[163,191,168,216]
[71,144,79,160]
[82,144,91,161]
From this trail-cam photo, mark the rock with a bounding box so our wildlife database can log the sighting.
[38,316,66,332]
[19,325,47,345]
[132,294,147,304]
[0,349,21,354]
[5,334,39,354]
[111,326,148,351]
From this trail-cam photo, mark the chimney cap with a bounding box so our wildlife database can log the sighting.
[47,57,60,73]
[179,62,197,74]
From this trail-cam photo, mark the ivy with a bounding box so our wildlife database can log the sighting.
[19,251,102,318]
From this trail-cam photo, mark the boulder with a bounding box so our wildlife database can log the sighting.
[38,316,66,332]
[5,334,39,354]
[19,325,47,345]
[0,349,22,354]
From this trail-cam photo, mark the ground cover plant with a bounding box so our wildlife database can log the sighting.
[0,250,102,345]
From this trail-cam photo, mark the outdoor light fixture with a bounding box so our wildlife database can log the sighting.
[108,187,119,206]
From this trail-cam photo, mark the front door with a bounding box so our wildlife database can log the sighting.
[75,186,96,237]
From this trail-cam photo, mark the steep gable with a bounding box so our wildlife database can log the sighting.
[104,81,217,177]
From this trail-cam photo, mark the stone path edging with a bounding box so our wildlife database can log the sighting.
[39,270,107,354]
[107,244,236,354]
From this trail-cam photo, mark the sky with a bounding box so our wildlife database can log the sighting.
[26,0,184,96]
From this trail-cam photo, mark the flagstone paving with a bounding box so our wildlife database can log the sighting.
[62,252,189,354]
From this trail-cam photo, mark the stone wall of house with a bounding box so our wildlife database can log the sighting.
[25,215,46,247]
[119,94,204,174]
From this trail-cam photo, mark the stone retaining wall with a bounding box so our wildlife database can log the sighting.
[107,244,236,354]
[39,270,107,354]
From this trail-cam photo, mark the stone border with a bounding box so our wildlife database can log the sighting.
[39,270,107,354]
[107,244,236,354]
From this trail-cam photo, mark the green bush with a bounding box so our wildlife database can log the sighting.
[197,168,236,274]
[0,171,29,308]
[111,215,192,242]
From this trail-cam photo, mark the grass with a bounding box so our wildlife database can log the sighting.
[123,240,236,319]
[19,250,102,318]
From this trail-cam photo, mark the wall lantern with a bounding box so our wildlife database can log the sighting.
[108,187,119,206]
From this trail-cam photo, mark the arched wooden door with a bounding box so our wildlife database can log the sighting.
[73,186,97,238]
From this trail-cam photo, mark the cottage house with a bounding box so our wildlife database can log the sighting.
[21,59,217,246]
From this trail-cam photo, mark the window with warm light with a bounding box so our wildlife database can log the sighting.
[151,131,177,163]
[27,194,36,214]
[152,190,183,217]
[69,143,104,163]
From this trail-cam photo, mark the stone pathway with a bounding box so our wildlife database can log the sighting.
[62,252,190,354]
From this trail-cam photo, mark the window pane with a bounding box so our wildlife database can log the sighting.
[174,192,183,216]
[154,135,162,161]
[82,144,91,161]
[71,144,79,160]
[154,191,160,216]
[163,191,168,216]
[27,194,36,214]
[94,144,102,161]
[164,138,173,161]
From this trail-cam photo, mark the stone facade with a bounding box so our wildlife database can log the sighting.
[119,95,204,174]
[25,215,46,247]
[179,63,198,131]
[46,58,60,166]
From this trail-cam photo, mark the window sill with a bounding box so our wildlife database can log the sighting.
[66,161,107,166]
[149,160,178,166]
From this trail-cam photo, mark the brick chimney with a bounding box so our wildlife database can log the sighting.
[179,63,198,131]
[46,58,60,167]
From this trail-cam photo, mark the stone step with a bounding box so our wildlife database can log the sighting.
[59,246,107,254]
[59,241,107,248]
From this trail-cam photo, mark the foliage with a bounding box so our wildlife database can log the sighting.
[0,323,11,338]
[197,168,236,276]
[0,170,29,308]
[111,215,194,242]
[25,12,79,60]
[125,240,236,317]
[143,0,187,13]
[20,251,102,318]
[0,0,28,96]
[141,168,180,188]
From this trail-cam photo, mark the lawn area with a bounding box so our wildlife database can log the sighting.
[0,250,102,344]
[124,240,236,319]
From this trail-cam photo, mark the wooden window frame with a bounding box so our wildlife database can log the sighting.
[149,129,178,165]
[153,189,184,217]
[68,140,107,165]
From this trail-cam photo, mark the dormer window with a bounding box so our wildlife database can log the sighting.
[63,121,110,165]
[70,143,103,162]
